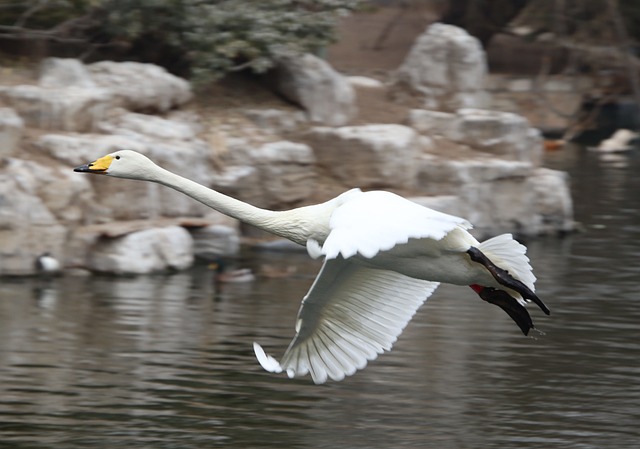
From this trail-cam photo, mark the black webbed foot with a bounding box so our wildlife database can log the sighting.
[477,287,534,335]
[467,247,550,315]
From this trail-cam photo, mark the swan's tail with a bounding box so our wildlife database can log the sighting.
[478,233,537,293]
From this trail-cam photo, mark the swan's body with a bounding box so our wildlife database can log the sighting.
[75,150,550,384]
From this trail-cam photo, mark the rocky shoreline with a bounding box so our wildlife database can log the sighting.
[0,24,574,276]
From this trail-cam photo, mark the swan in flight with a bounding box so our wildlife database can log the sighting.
[75,150,550,384]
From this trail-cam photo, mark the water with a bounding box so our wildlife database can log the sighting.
[1,145,639,448]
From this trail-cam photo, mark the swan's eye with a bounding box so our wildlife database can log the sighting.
[115,155,121,160]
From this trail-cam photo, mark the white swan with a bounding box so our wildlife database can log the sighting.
[75,149,550,384]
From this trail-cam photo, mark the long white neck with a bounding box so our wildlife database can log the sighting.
[143,164,329,246]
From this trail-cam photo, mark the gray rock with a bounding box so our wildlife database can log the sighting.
[211,165,263,206]
[0,164,67,275]
[252,141,316,207]
[38,57,96,88]
[407,109,457,137]
[244,108,307,132]
[409,108,543,166]
[528,168,574,234]
[596,129,638,152]
[36,132,215,221]
[415,151,573,237]
[36,133,147,166]
[416,154,533,196]
[98,110,197,141]
[408,195,464,219]
[452,109,543,166]
[0,85,111,132]
[394,23,487,111]
[190,224,241,259]
[87,226,194,274]
[6,158,94,227]
[87,61,192,112]
[306,124,420,188]
[348,76,385,89]
[270,54,357,126]
[0,107,24,156]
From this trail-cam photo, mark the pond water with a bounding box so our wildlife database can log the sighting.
[1,145,639,448]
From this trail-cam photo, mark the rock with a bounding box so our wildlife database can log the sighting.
[211,165,263,206]
[98,110,197,141]
[486,74,592,133]
[5,158,94,226]
[38,57,96,88]
[596,129,638,152]
[394,23,488,111]
[36,133,148,166]
[210,140,316,209]
[454,109,542,165]
[0,85,111,132]
[87,61,192,112]
[408,195,464,218]
[416,153,533,196]
[409,108,543,166]
[0,107,24,156]
[244,108,307,132]
[0,164,67,275]
[528,168,574,234]
[306,124,420,188]
[270,53,357,126]
[190,224,241,259]
[252,141,316,207]
[348,76,385,89]
[415,151,572,237]
[87,226,194,274]
[36,132,215,221]
[407,109,458,137]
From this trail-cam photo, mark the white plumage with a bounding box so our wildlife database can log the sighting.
[75,149,549,384]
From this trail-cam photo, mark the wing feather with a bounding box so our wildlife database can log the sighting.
[322,190,471,260]
[254,258,439,384]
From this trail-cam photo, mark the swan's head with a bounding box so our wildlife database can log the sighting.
[74,149,158,180]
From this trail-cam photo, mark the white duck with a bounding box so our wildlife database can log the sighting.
[75,150,550,384]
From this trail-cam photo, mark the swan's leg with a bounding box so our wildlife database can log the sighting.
[466,246,551,315]
[470,285,534,335]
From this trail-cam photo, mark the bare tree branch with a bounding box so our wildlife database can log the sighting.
[15,0,49,28]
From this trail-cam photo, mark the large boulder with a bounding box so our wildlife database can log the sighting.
[87,61,192,112]
[527,168,574,234]
[38,57,97,88]
[244,108,307,132]
[6,158,94,227]
[0,85,111,132]
[305,124,420,188]
[36,127,215,221]
[251,141,316,207]
[98,110,197,141]
[409,108,543,166]
[0,162,67,275]
[211,140,316,209]
[416,152,533,196]
[190,224,241,260]
[394,23,488,111]
[0,107,24,156]
[87,226,194,274]
[270,53,357,126]
[415,150,573,237]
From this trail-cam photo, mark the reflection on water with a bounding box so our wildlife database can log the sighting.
[1,146,640,448]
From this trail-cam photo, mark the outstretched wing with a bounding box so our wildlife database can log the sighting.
[254,258,439,384]
[321,191,471,260]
